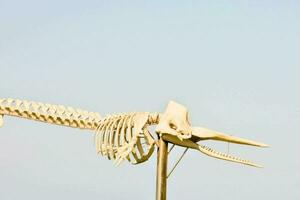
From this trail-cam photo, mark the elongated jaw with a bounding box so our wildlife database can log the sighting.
[162,132,267,168]
[192,127,268,147]
[196,143,263,167]
[191,127,268,167]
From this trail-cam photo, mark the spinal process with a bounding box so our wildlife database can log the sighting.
[0,98,268,167]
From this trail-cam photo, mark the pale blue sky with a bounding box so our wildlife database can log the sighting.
[0,1,299,199]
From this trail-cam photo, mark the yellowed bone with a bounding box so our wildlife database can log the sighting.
[0,98,267,167]
[0,98,101,130]
[155,101,268,167]
[162,134,262,168]
[192,127,269,147]
[156,101,192,140]
[95,113,157,166]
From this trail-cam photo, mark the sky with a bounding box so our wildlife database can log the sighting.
[0,1,299,199]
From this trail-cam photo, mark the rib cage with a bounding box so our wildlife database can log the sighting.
[95,112,158,165]
[0,98,101,130]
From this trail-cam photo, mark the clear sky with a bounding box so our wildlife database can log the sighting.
[0,1,299,199]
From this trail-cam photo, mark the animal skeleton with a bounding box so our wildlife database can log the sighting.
[0,98,268,167]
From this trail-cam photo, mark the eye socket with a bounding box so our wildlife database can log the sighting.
[169,122,178,130]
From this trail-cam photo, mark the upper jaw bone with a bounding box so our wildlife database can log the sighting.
[191,127,269,147]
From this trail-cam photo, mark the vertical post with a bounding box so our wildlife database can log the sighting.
[156,137,168,200]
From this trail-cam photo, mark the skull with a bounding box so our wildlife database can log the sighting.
[155,101,192,140]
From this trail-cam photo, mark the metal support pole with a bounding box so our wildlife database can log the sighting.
[156,137,168,200]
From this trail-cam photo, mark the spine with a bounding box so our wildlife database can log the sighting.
[0,98,101,130]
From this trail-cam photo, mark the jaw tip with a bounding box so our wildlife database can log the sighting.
[258,143,269,148]
[252,164,264,168]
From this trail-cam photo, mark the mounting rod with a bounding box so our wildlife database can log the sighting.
[156,137,168,200]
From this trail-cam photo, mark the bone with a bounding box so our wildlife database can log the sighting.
[0,98,267,168]
[133,114,156,163]
[114,115,130,165]
[155,101,192,140]
[161,134,263,168]
[0,98,102,130]
[192,127,269,147]
[100,117,111,155]
[136,136,145,158]
[104,117,116,160]
[127,116,140,161]
[133,125,155,164]
[126,114,134,144]
[135,135,155,164]
[119,115,130,153]
[115,116,125,155]
[94,112,156,166]
[108,117,120,159]
[96,118,109,155]
[197,144,262,168]
[121,115,138,164]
